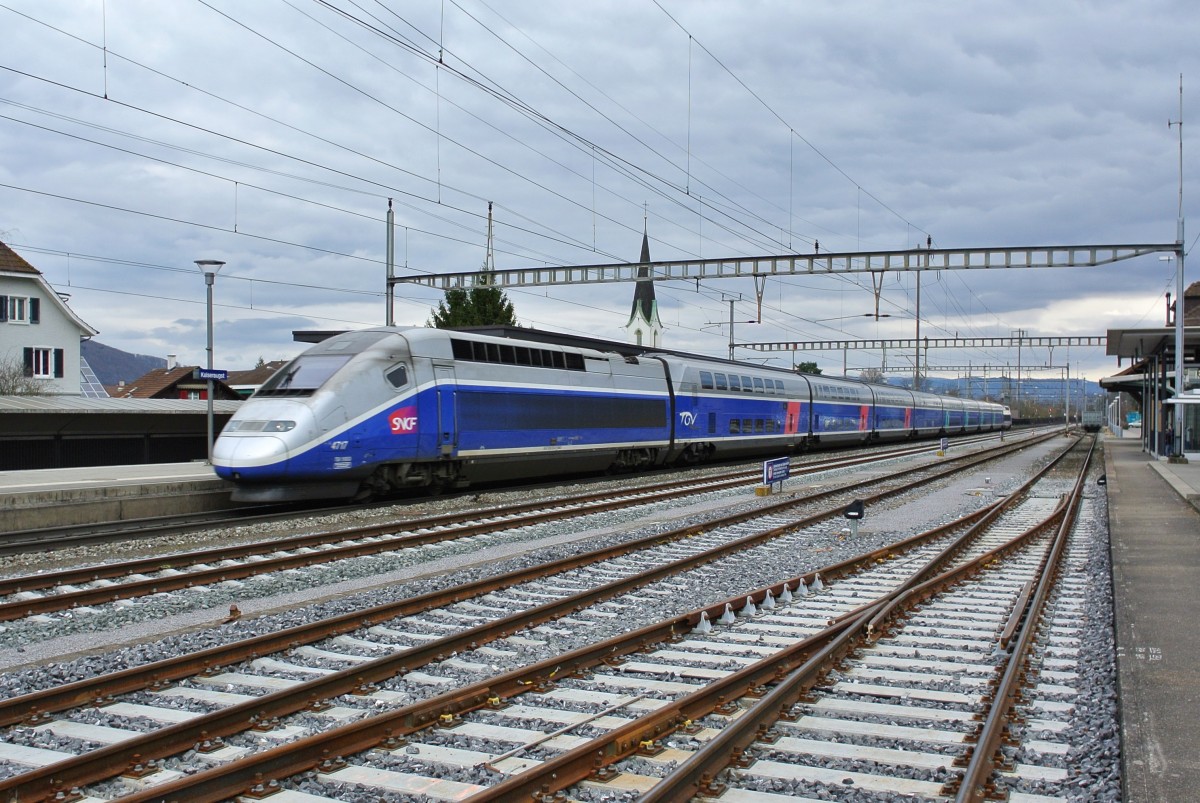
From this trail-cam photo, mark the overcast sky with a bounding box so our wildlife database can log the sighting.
[2,0,1196,389]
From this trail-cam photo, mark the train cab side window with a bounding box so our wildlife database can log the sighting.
[715,373,728,391]
[386,364,409,388]
[700,371,714,389]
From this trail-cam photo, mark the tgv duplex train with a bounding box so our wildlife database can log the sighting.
[213,327,1011,502]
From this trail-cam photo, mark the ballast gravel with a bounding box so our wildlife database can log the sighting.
[0,436,1121,801]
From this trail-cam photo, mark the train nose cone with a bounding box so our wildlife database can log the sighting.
[213,435,289,479]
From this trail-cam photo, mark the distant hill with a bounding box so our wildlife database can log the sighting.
[81,340,166,385]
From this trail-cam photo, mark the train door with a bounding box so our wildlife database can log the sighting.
[433,363,456,456]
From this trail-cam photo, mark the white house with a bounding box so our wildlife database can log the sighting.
[0,241,99,395]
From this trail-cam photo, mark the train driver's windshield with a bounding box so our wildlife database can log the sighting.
[256,354,353,396]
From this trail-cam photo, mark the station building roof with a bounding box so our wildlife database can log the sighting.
[0,396,242,414]
[0,395,242,439]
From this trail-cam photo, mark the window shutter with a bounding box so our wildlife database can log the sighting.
[29,298,39,324]
[0,296,7,322]
[54,349,65,378]
[23,347,33,377]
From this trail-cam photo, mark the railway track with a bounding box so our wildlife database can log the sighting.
[1,433,1012,558]
[0,430,1076,801]
[0,432,1035,630]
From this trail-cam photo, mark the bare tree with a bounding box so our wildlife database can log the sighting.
[859,367,886,384]
[0,357,47,395]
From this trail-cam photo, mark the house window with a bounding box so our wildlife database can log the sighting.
[24,347,63,379]
[31,348,52,378]
[3,296,33,324]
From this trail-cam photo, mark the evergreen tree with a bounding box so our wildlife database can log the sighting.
[428,283,517,328]
[429,201,518,328]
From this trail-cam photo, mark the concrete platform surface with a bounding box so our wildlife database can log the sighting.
[1104,437,1200,802]
[0,462,235,529]
[0,461,219,492]
[1145,451,1200,512]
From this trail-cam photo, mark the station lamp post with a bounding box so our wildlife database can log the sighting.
[196,259,225,464]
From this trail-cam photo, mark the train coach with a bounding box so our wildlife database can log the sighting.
[213,327,1009,502]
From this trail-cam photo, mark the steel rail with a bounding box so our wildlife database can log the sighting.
[61,438,1063,803]
[0,435,1048,802]
[0,434,979,611]
[0,434,1034,733]
[485,439,1086,801]
[634,436,1092,802]
[951,436,1096,801]
[0,433,1035,626]
[113,494,1043,803]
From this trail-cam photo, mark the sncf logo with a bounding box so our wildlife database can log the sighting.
[388,406,418,434]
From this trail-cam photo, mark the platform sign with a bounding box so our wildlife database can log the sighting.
[763,456,791,489]
[195,368,228,381]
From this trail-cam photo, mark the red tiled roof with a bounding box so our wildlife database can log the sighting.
[0,241,41,275]
[111,366,239,400]
[227,361,287,386]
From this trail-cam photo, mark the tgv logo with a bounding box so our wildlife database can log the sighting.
[678,411,697,427]
[389,406,418,433]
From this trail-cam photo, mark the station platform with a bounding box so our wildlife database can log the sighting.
[0,462,236,530]
[1104,436,1200,801]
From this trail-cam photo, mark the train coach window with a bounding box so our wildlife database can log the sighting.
[753,377,765,393]
[755,419,765,433]
[386,364,409,388]
[449,338,586,371]
[728,375,741,392]
[743,418,754,432]
[700,371,714,389]
[742,376,754,393]
[715,373,728,390]
[729,418,740,434]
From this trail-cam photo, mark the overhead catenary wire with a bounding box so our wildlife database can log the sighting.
[0,0,1085,376]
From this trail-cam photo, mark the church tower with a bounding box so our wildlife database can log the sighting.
[624,227,663,347]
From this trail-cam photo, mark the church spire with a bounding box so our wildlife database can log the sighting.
[625,219,663,347]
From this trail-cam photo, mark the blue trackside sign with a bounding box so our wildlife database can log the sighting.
[763,456,790,486]
[195,368,228,381]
